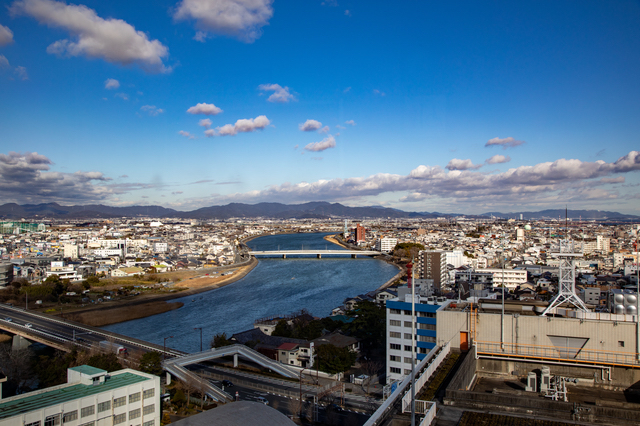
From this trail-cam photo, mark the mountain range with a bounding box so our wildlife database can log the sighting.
[0,202,637,221]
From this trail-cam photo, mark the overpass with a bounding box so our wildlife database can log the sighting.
[250,249,381,258]
[0,304,185,358]
[163,344,303,402]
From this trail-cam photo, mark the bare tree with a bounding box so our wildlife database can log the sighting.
[361,359,383,395]
[0,345,36,394]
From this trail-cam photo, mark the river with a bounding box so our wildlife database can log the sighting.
[102,232,398,353]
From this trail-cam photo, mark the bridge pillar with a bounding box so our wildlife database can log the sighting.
[233,353,239,368]
[12,335,31,351]
[317,254,321,259]
[166,372,172,385]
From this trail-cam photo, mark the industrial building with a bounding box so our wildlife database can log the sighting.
[0,365,161,426]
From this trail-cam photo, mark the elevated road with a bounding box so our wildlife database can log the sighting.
[0,304,184,358]
[250,249,380,258]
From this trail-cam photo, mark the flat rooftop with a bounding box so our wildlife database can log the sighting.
[0,372,150,419]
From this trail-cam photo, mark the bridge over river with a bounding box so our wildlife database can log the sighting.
[249,249,381,258]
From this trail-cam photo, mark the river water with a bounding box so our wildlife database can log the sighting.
[102,233,398,353]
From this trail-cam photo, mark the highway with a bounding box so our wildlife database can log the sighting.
[0,303,184,358]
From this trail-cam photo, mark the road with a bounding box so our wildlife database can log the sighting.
[0,304,184,358]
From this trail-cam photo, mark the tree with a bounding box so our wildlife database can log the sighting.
[272,319,292,337]
[210,332,232,349]
[0,346,36,395]
[139,351,162,376]
[87,353,122,372]
[345,300,386,356]
[314,344,356,374]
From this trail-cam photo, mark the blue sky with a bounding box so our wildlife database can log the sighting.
[1,0,639,214]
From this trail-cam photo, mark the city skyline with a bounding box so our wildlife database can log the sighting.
[1,0,639,214]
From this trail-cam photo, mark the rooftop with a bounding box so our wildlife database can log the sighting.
[0,371,150,419]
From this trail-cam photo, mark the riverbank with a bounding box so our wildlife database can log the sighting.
[49,257,259,327]
[324,233,405,289]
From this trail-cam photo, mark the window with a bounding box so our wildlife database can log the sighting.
[143,388,155,399]
[619,341,625,347]
[390,309,401,314]
[45,414,61,426]
[389,355,399,362]
[404,345,412,352]
[98,401,111,413]
[63,411,78,423]
[404,333,412,340]
[390,367,401,374]
[129,408,141,420]
[143,404,155,415]
[419,312,435,318]
[143,420,155,426]
[389,332,401,338]
[403,310,411,315]
[419,335,436,343]
[390,343,401,350]
[389,320,401,326]
[129,392,141,403]
[113,396,126,408]
[113,413,126,425]
[404,369,412,375]
[80,423,95,426]
[81,406,95,418]
[404,321,412,327]
[419,323,436,330]
[25,422,41,426]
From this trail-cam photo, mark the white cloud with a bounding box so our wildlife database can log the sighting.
[179,130,195,139]
[258,83,295,103]
[299,119,322,132]
[486,154,511,164]
[204,129,215,137]
[319,126,330,134]
[199,118,212,128]
[345,120,356,126]
[0,24,14,46]
[209,115,270,136]
[140,105,164,116]
[0,55,9,69]
[14,66,28,80]
[206,151,640,209]
[187,102,223,115]
[104,78,119,89]
[485,136,525,149]
[115,92,128,101]
[10,0,169,73]
[446,159,482,171]
[174,0,273,43]
[304,135,336,152]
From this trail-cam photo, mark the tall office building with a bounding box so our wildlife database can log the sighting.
[355,224,366,243]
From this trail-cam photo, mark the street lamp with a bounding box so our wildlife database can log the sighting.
[163,336,173,362]
[194,327,203,352]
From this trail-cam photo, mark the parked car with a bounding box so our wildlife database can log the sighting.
[222,380,233,387]
[4,317,11,322]
[256,396,269,405]
[25,323,32,328]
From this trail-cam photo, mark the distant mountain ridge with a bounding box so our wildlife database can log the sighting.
[0,202,637,221]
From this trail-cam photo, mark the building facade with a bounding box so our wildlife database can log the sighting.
[375,237,398,253]
[386,288,450,384]
[0,365,160,426]
[417,250,449,290]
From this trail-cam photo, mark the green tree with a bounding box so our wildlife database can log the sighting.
[87,353,122,372]
[139,351,162,376]
[210,332,232,348]
[314,344,356,374]
[272,319,292,337]
[345,301,386,356]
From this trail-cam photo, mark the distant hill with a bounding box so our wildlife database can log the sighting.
[482,209,640,221]
[0,202,636,221]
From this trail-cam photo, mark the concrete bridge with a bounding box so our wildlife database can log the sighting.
[249,249,381,258]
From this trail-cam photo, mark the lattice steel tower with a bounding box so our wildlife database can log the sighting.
[542,239,589,316]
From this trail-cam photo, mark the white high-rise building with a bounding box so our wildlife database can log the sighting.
[375,237,398,253]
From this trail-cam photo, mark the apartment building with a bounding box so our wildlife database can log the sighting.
[417,250,449,290]
[0,365,160,426]
[478,268,528,290]
[375,237,398,253]
[386,286,451,384]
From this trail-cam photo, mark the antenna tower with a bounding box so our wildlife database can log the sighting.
[542,208,589,316]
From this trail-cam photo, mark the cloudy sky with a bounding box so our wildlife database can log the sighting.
[1,0,639,214]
